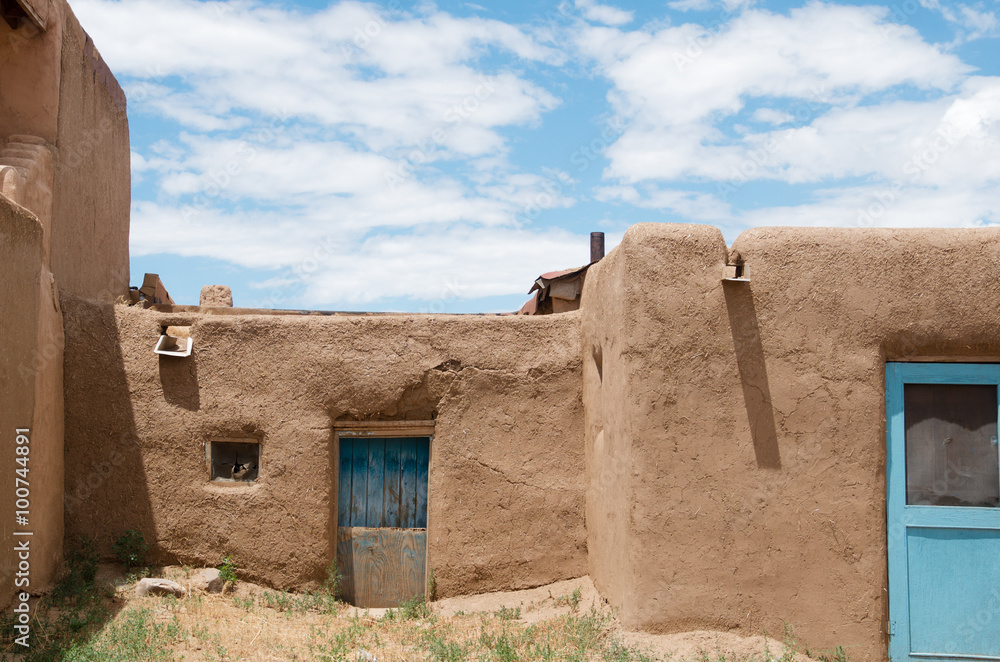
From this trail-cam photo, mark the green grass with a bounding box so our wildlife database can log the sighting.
[2,542,848,662]
[60,607,181,662]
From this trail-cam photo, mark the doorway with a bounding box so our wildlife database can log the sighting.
[336,430,430,608]
[887,363,1000,661]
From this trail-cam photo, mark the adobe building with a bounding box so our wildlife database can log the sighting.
[3,1,999,660]
[0,0,129,615]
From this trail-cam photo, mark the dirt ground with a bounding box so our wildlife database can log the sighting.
[429,577,816,661]
[81,567,819,661]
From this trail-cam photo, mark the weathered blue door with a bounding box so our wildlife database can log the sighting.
[336,436,430,608]
[887,363,1000,661]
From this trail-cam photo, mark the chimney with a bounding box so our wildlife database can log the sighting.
[590,232,605,263]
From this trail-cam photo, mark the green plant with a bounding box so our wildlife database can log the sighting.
[218,555,238,586]
[58,606,179,661]
[324,558,345,601]
[112,530,148,570]
[423,631,470,662]
[496,605,521,621]
[55,537,100,599]
[427,567,438,602]
[602,641,657,662]
[817,646,849,662]
[478,629,520,662]
[232,596,255,611]
[382,594,431,621]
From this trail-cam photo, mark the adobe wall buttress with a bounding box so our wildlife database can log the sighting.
[581,223,1000,661]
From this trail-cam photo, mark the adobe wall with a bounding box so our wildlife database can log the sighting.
[0,0,130,301]
[0,198,42,608]
[0,195,64,606]
[48,1,129,301]
[61,300,587,595]
[581,223,1000,660]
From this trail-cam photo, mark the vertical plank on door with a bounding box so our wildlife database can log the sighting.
[335,526,356,602]
[383,438,402,528]
[365,438,386,528]
[415,440,429,528]
[399,438,417,528]
[349,439,369,527]
[337,441,353,527]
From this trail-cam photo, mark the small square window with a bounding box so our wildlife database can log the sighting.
[209,440,260,482]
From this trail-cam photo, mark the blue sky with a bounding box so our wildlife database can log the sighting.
[72,0,999,311]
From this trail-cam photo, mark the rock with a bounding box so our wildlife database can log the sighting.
[191,568,224,593]
[135,578,187,597]
[200,284,233,307]
[355,651,377,662]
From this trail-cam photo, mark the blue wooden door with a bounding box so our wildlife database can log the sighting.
[336,436,429,607]
[887,363,1000,661]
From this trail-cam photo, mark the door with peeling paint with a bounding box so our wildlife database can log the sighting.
[887,363,1000,662]
[336,436,429,608]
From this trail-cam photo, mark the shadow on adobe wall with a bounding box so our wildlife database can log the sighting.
[61,294,158,561]
[159,354,200,411]
[723,281,781,469]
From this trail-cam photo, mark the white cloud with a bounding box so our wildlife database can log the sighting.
[574,2,997,232]
[751,108,795,125]
[297,226,593,305]
[575,0,634,26]
[72,0,582,307]
[919,0,1000,43]
[666,0,715,12]
[75,0,1000,308]
[75,0,562,152]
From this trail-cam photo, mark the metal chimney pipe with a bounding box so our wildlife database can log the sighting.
[590,232,605,263]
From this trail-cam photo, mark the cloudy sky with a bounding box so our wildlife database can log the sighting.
[73,0,999,311]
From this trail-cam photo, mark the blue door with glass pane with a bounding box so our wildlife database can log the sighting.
[887,363,1000,661]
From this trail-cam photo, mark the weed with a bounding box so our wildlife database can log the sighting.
[554,586,584,612]
[55,537,99,598]
[59,607,179,661]
[218,555,238,586]
[325,558,345,600]
[570,587,582,611]
[112,529,148,569]
[311,629,353,661]
[496,605,522,621]
[478,629,520,662]
[262,591,292,612]
[817,646,849,662]
[423,631,470,662]
[428,567,438,602]
[603,640,658,661]
[383,594,431,621]
[232,595,255,611]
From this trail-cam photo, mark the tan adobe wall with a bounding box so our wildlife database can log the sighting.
[49,1,129,301]
[0,0,130,302]
[579,229,637,614]
[581,223,1000,661]
[0,196,64,607]
[61,301,586,595]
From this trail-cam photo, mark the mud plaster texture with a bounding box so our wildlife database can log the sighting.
[582,223,1000,661]
[200,285,232,308]
[0,196,64,606]
[1,0,124,608]
[61,300,587,598]
[1,0,131,302]
[0,198,43,608]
